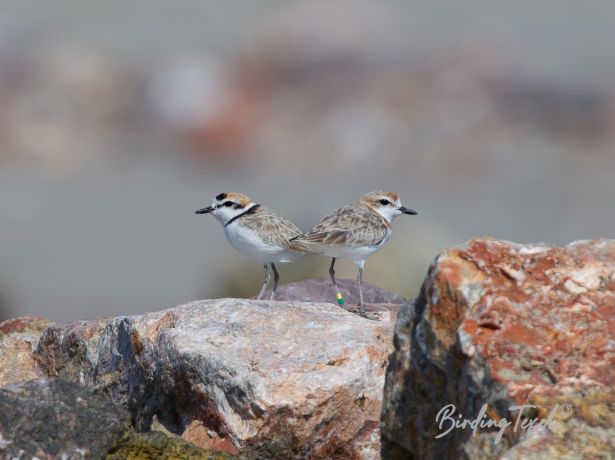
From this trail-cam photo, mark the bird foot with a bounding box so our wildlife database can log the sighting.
[342,303,381,321]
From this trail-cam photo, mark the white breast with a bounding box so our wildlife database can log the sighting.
[224,222,302,263]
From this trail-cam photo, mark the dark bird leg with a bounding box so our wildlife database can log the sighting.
[329,258,344,306]
[270,263,280,300]
[256,264,270,300]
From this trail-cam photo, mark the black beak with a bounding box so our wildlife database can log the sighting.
[399,206,417,215]
[195,206,213,214]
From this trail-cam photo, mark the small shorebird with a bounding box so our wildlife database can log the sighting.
[195,192,305,300]
[290,191,416,306]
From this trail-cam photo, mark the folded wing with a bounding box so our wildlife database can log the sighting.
[291,203,389,251]
[240,206,305,252]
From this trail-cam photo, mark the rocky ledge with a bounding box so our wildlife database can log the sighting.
[258,278,406,305]
[382,238,615,459]
[2,239,613,460]
[1,279,400,459]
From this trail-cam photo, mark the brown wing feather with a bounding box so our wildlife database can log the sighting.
[239,206,304,251]
[293,203,388,248]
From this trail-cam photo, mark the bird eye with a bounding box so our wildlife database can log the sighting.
[223,201,234,207]
[379,199,390,206]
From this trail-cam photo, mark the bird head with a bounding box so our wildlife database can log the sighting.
[360,190,417,223]
[195,192,255,226]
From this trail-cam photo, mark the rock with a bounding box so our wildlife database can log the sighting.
[259,277,406,305]
[0,377,221,459]
[381,238,615,459]
[0,316,50,387]
[107,430,230,460]
[35,298,394,458]
[0,377,127,459]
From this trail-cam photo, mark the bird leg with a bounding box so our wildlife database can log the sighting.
[270,263,280,300]
[357,262,365,306]
[329,257,344,306]
[256,264,270,300]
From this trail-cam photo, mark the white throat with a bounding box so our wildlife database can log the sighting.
[373,205,401,223]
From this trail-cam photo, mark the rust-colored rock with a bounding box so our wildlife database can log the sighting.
[0,316,50,387]
[34,297,395,458]
[381,238,615,459]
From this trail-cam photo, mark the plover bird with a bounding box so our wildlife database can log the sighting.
[195,192,305,300]
[290,191,416,306]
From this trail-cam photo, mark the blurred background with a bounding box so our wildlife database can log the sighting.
[1,1,614,321]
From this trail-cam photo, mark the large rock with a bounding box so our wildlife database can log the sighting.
[0,316,50,387]
[259,277,406,305]
[35,298,395,458]
[381,238,615,459]
[0,378,223,459]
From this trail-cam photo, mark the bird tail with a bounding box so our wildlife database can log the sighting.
[288,234,317,254]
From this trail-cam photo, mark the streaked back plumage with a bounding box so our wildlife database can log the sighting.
[291,201,389,251]
[237,205,305,252]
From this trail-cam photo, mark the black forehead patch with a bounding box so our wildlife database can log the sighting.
[216,192,227,201]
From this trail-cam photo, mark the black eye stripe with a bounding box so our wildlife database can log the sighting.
[223,201,234,207]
